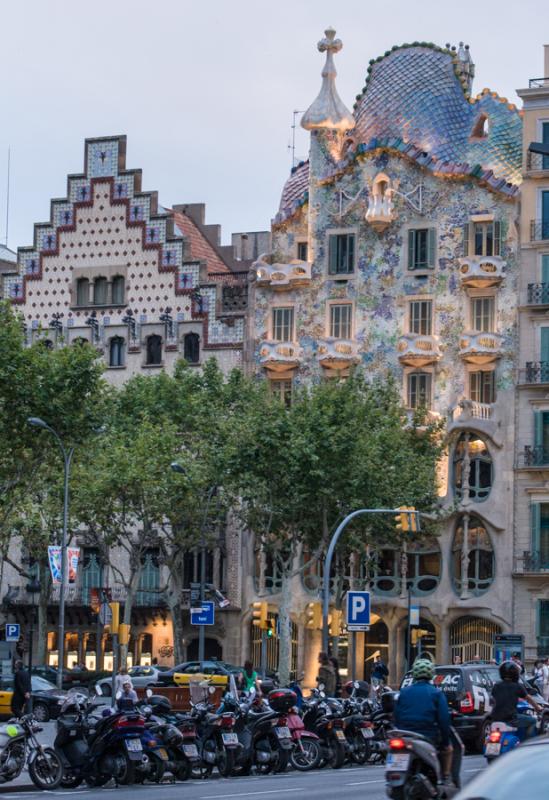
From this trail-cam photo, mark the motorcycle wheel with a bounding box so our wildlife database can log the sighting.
[191,762,213,779]
[60,770,84,789]
[328,740,346,769]
[217,747,236,778]
[273,746,289,774]
[174,758,191,781]
[117,755,136,786]
[28,748,63,790]
[290,738,322,771]
[350,733,370,765]
[148,754,166,784]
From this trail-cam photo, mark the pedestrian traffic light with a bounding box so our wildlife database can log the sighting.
[394,507,420,533]
[109,602,120,635]
[329,609,342,636]
[265,619,275,638]
[306,602,322,630]
[118,623,131,646]
[252,601,268,630]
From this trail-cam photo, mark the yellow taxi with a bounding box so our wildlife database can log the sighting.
[172,660,231,687]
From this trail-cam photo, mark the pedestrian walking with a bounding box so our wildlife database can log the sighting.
[317,651,336,697]
[371,653,389,686]
[533,660,545,694]
[11,660,31,718]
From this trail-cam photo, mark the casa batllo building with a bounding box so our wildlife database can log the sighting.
[1,135,249,669]
[247,31,522,683]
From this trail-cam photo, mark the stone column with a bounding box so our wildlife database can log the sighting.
[460,513,470,600]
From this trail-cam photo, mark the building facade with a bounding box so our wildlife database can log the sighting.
[514,47,549,663]
[247,32,523,682]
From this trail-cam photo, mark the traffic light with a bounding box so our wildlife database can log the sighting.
[329,609,342,636]
[394,507,420,533]
[411,628,430,645]
[252,601,268,630]
[118,623,131,646]
[265,619,275,638]
[305,602,322,630]
[109,602,120,635]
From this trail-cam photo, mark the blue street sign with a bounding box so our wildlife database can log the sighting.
[5,624,20,642]
[190,601,215,626]
[409,605,420,627]
[346,591,371,629]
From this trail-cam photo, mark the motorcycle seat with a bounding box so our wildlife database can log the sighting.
[390,728,431,743]
[490,722,517,732]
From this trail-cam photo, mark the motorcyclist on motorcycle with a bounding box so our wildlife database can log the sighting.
[393,659,452,785]
[490,660,541,739]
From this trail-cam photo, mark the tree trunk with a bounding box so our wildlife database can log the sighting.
[119,573,139,668]
[277,570,292,687]
[170,599,185,665]
[36,564,51,665]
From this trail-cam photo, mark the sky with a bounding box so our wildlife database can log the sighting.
[0,0,547,250]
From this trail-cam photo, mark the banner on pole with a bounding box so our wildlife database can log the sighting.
[47,546,80,584]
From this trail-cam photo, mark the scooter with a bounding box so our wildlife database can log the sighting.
[385,727,464,799]
[301,687,348,769]
[483,700,538,762]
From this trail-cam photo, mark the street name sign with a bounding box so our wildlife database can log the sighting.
[191,601,215,626]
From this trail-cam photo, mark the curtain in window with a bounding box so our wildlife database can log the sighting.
[183,332,200,363]
[94,278,108,305]
[146,335,162,365]
[109,337,125,367]
[112,276,125,304]
[76,278,89,306]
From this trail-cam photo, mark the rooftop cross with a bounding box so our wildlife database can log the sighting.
[301,27,355,132]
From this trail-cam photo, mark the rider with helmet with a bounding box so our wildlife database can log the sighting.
[490,660,540,739]
[394,659,452,784]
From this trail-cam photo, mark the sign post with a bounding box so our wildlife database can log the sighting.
[346,592,370,681]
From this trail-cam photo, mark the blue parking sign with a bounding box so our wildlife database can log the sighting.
[5,624,20,642]
[346,591,370,630]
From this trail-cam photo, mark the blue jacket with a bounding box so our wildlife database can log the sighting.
[394,680,450,746]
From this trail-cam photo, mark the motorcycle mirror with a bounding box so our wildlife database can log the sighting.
[208,686,216,695]
[95,684,103,696]
[354,681,360,689]
[115,690,122,700]
[318,683,325,691]
[146,688,153,699]
[320,691,326,699]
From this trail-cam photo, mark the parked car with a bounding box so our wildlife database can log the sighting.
[0,675,68,722]
[94,664,169,696]
[157,660,231,687]
[32,665,109,690]
[455,735,549,799]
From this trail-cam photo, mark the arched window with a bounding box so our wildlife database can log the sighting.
[146,334,162,365]
[450,616,501,663]
[111,276,125,305]
[452,516,494,596]
[453,433,492,502]
[109,336,125,367]
[72,336,89,347]
[183,332,200,364]
[76,277,89,306]
[406,538,441,595]
[93,277,108,305]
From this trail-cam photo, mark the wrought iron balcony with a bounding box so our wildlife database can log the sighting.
[513,551,549,575]
[529,77,549,88]
[459,332,503,364]
[254,256,312,290]
[526,151,549,172]
[530,220,549,242]
[397,333,441,367]
[459,256,504,288]
[523,361,549,384]
[527,283,549,306]
[259,340,303,372]
[519,445,549,468]
[317,338,360,370]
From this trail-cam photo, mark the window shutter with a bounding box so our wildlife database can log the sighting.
[532,503,541,556]
[542,255,549,286]
[328,235,336,273]
[541,327,549,364]
[408,230,416,270]
[534,410,544,447]
[427,228,436,268]
[348,235,355,272]
[493,221,501,256]
[463,223,470,257]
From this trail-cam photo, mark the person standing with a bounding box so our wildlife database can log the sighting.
[241,660,261,694]
[371,653,389,685]
[542,657,549,702]
[11,660,31,718]
[317,652,336,697]
[115,665,133,695]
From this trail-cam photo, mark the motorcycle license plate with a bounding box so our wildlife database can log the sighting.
[361,728,374,738]
[386,753,410,771]
[275,726,291,739]
[485,742,501,756]
[183,744,199,758]
[126,739,142,753]
[157,748,169,761]
[222,733,239,745]
[335,729,346,741]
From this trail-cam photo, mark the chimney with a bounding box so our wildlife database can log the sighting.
[545,44,549,79]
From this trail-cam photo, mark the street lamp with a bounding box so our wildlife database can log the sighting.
[26,576,40,711]
[170,463,217,663]
[27,417,74,690]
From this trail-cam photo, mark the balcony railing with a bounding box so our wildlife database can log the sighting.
[519,445,549,467]
[451,399,494,421]
[530,220,549,242]
[526,151,549,172]
[459,332,503,364]
[529,77,549,88]
[255,257,312,290]
[514,551,549,574]
[523,361,549,384]
[259,340,302,372]
[527,283,549,305]
[317,338,360,370]
[459,256,504,288]
[397,333,441,367]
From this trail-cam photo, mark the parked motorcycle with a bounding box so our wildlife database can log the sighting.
[140,693,201,781]
[385,727,463,799]
[285,704,321,771]
[0,714,63,789]
[301,687,348,768]
[190,689,240,777]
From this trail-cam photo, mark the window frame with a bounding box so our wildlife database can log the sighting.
[470,295,495,332]
[145,334,163,366]
[463,219,501,257]
[111,275,125,305]
[183,332,200,364]
[271,306,295,343]
[93,277,108,306]
[328,302,353,339]
[453,433,493,503]
[452,516,495,596]
[297,241,308,262]
[469,369,495,404]
[408,299,433,336]
[327,230,356,276]
[108,336,126,368]
[407,371,433,410]
[269,378,292,406]
[407,227,436,271]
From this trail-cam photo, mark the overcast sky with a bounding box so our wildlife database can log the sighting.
[1,0,547,250]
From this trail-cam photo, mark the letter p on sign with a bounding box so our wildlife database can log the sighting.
[346,591,370,627]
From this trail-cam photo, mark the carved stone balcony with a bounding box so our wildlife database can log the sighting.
[365,195,395,232]
[459,332,503,364]
[397,333,441,367]
[317,338,360,370]
[259,340,302,372]
[254,256,311,291]
[448,399,499,439]
[458,256,504,288]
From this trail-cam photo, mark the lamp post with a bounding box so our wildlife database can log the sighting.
[26,576,40,712]
[170,463,217,663]
[27,417,74,690]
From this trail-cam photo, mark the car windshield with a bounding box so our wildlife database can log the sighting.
[32,676,57,691]
[456,744,549,799]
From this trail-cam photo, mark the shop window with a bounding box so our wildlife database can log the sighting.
[453,433,492,502]
[145,334,162,365]
[407,372,432,410]
[112,276,125,305]
[109,336,125,367]
[183,332,200,364]
[328,233,355,275]
[407,229,436,270]
[452,516,494,596]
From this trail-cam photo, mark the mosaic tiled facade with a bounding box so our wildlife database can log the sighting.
[248,34,523,681]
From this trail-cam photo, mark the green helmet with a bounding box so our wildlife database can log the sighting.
[412,658,434,681]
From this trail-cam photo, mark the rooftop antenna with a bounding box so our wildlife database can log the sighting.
[288,110,304,168]
[4,147,10,247]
